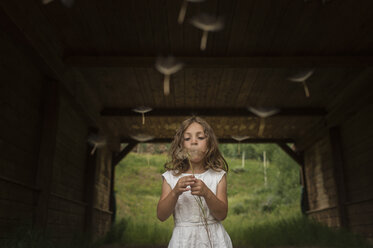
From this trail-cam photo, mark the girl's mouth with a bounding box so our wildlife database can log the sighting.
[187,148,205,160]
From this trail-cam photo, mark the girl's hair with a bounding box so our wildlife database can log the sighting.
[164,116,228,175]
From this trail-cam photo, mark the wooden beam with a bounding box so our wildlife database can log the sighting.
[276,142,304,166]
[33,80,59,231]
[120,137,295,144]
[65,56,373,68]
[112,142,138,166]
[102,107,327,117]
[329,126,349,228]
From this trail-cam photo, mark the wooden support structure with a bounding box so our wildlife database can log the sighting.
[276,143,309,213]
[109,158,116,225]
[276,142,304,167]
[112,142,138,167]
[83,128,99,236]
[120,138,295,144]
[329,126,349,228]
[65,56,373,68]
[109,142,138,224]
[33,80,60,231]
[300,154,310,214]
[102,107,326,117]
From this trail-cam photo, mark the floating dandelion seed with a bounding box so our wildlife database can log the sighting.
[183,148,213,248]
[42,0,74,7]
[288,69,314,98]
[132,106,152,125]
[231,135,250,142]
[130,134,154,142]
[248,107,280,118]
[190,13,224,51]
[178,0,206,24]
[87,134,107,155]
[231,135,250,154]
[155,56,183,96]
[248,107,280,137]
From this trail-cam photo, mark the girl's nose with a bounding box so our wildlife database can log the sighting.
[191,136,198,145]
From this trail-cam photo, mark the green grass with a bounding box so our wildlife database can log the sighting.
[229,213,372,248]
[109,151,373,247]
[113,153,174,245]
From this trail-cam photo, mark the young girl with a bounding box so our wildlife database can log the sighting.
[157,116,233,248]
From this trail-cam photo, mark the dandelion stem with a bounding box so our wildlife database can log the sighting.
[178,0,188,24]
[91,145,97,155]
[186,151,213,248]
[302,81,310,98]
[201,31,208,51]
[164,74,171,96]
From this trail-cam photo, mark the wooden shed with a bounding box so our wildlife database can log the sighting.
[1,0,372,244]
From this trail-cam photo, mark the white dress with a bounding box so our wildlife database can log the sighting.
[162,169,233,248]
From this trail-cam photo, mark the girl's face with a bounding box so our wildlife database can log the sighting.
[183,122,208,163]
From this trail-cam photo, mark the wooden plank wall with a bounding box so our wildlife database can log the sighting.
[46,92,89,241]
[37,79,114,242]
[302,70,373,240]
[92,147,113,239]
[0,25,44,241]
[341,104,373,240]
[0,25,114,243]
[304,136,340,227]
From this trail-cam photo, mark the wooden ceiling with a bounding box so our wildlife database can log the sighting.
[3,0,373,144]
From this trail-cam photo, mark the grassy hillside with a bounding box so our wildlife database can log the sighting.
[109,146,372,248]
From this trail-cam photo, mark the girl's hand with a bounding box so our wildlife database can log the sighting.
[173,175,196,196]
[190,179,209,197]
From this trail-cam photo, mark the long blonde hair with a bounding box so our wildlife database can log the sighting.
[164,116,228,175]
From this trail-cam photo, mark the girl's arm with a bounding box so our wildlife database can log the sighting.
[191,174,228,221]
[157,175,195,221]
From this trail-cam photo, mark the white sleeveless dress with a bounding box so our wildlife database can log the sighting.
[162,169,233,248]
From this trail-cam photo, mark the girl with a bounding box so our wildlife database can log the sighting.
[157,116,233,248]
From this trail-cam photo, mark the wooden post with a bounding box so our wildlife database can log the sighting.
[33,80,60,232]
[329,126,349,228]
[109,141,138,225]
[109,153,116,225]
[83,128,98,236]
[300,153,310,214]
[276,142,309,213]
[263,151,267,187]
